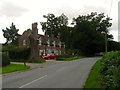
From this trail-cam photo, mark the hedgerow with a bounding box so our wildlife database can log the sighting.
[100,51,120,89]
[1,52,10,66]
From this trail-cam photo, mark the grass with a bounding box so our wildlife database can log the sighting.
[0,64,30,74]
[56,56,81,61]
[84,59,102,88]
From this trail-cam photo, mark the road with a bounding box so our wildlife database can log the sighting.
[2,57,100,88]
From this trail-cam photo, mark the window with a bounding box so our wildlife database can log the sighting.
[64,44,65,48]
[53,41,55,47]
[39,50,43,55]
[39,37,42,45]
[59,51,61,55]
[23,40,26,46]
[47,39,50,47]
[59,42,61,48]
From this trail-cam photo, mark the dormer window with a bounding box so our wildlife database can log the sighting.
[23,40,26,46]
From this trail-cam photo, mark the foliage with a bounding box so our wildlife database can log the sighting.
[65,49,78,55]
[0,64,30,74]
[9,47,30,60]
[8,47,30,66]
[56,55,81,61]
[1,52,10,67]
[28,57,46,63]
[40,12,116,56]
[40,13,72,49]
[100,51,120,89]
[71,12,112,56]
[2,23,20,45]
[40,13,68,37]
[84,60,102,88]
[2,44,17,52]
[107,41,120,51]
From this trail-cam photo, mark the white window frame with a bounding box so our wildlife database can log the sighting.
[39,50,43,55]
[47,39,50,47]
[59,42,61,48]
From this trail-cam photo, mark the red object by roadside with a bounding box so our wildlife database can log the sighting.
[42,54,56,59]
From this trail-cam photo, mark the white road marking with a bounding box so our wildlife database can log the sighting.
[19,75,47,88]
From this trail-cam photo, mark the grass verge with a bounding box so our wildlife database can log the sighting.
[0,64,30,74]
[56,56,81,61]
[84,59,102,88]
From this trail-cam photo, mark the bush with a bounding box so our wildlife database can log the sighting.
[1,52,10,66]
[8,47,30,66]
[56,55,72,60]
[100,51,120,89]
[28,57,46,63]
[8,47,30,61]
[56,55,81,61]
[2,45,16,52]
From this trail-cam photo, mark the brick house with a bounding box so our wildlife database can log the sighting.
[19,22,65,60]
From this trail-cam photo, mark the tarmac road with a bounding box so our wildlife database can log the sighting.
[2,57,100,88]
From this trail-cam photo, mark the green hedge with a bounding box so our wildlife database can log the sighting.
[56,55,81,61]
[28,57,46,63]
[8,47,30,62]
[1,52,10,66]
[56,55,73,60]
[100,51,120,89]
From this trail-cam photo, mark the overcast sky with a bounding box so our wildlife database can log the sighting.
[0,0,119,43]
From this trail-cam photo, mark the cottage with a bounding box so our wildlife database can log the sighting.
[19,22,65,60]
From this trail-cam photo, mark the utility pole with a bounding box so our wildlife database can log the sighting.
[105,30,107,53]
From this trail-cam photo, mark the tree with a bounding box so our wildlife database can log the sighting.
[107,40,120,51]
[71,12,112,56]
[40,13,73,49]
[2,23,20,45]
[40,13,68,38]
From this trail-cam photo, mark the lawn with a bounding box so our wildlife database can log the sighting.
[84,59,102,88]
[0,64,30,74]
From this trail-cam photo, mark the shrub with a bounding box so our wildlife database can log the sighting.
[8,47,30,66]
[1,52,10,66]
[56,55,81,61]
[9,47,30,60]
[2,45,16,52]
[100,51,120,89]
[28,57,46,63]
[56,55,72,60]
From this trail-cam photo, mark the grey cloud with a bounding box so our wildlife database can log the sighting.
[111,20,118,31]
[54,5,108,20]
[0,1,28,17]
[54,5,83,19]
[83,5,108,14]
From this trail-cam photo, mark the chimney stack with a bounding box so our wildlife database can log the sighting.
[32,22,38,38]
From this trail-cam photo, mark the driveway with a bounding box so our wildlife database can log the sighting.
[2,57,100,88]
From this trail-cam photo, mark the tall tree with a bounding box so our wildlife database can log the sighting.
[2,23,19,45]
[40,13,68,38]
[40,13,72,48]
[71,12,112,56]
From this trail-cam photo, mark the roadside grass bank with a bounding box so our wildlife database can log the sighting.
[56,55,81,61]
[84,59,102,88]
[0,64,30,74]
[84,51,120,89]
